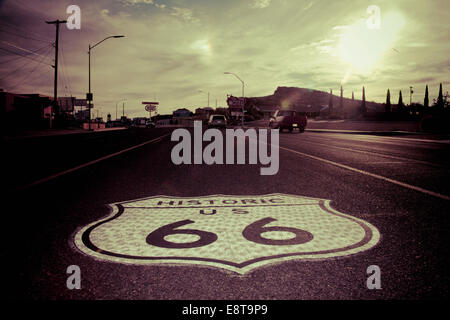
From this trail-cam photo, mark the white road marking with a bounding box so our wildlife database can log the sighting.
[285,137,448,168]
[19,133,171,190]
[310,132,450,145]
[279,146,450,201]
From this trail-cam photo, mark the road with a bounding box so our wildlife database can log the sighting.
[2,125,450,301]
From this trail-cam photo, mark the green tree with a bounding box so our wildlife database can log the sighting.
[424,85,429,108]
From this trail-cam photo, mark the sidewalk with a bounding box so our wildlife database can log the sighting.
[242,120,450,140]
[2,127,127,141]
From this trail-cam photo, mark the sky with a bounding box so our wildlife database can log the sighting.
[0,0,449,118]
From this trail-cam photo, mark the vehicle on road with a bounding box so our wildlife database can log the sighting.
[269,109,307,132]
[146,120,155,128]
[208,114,227,128]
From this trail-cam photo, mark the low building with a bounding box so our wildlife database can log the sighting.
[195,107,214,120]
[173,108,192,118]
[1,91,52,132]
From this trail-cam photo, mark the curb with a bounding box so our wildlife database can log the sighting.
[304,129,422,136]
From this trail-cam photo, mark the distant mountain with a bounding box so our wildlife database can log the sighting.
[244,87,384,116]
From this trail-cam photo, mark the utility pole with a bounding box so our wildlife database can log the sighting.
[410,86,414,106]
[46,19,67,129]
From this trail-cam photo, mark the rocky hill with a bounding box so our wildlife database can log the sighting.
[245,87,385,117]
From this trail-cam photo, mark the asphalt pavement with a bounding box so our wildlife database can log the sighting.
[2,125,449,301]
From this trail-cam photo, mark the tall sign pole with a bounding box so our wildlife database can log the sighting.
[46,19,67,129]
[88,44,92,130]
[143,101,159,120]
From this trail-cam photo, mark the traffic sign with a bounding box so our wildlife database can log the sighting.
[145,105,157,112]
[74,194,380,274]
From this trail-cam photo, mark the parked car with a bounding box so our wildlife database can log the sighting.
[269,109,307,132]
[208,114,227,128]
[146,120,155,128]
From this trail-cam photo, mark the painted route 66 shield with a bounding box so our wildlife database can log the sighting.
[74,194,380,274]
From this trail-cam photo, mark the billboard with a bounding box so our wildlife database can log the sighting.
[58,97,74,112]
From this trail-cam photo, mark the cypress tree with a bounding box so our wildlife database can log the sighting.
[340,86,344,111]
[361,86,366,115]
[424,85,429,108]
[386,89,391,113]
[398,90,404,111]
[329,89,333,115]
[437,83,444,108]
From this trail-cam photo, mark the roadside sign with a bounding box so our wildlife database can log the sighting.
[74,99,87,107]
[142,102,159,105]
[86,93,93,101]
[58,97,74,112]
[145,105,157,112]
[74,194,380,274]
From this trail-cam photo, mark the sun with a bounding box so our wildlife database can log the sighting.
[337,11,405,73]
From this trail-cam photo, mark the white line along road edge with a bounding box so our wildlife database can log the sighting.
[19,133,171,190]
[279,145,450,201]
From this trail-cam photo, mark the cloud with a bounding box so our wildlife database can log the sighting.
[250,0,271,9]
[171,7,198,22]
[303,1,314,11]
[122,0,154,5]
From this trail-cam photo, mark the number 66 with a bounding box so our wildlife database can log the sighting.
[146,217,313,248]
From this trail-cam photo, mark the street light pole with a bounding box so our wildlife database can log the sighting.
[116,99,126,120]
[224,72,245,126]
[88,35,124,130]
[88,44,91,130]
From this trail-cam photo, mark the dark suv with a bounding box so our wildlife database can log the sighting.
[269,109,307,132]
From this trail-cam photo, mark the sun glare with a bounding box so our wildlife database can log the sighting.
[338,11,405,73]
[191,39,212,55]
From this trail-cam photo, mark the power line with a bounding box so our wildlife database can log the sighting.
[59,43,72,98]
[0,45,53,82]
[0,20,53,43]
[0,28,53,44]
[4,46,53,91]
[0,46,53,67]
[0,43,53,65]
[1,41,54,60]
[6,60,50,92]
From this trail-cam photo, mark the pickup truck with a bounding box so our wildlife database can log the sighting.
[269,109,307,132]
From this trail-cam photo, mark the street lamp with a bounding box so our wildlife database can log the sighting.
[198,90,210,108]
[116,99,127,120]
[88,35,125,130]
[224,72,245,126]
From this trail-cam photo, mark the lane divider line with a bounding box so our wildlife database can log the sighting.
[18,133,171,191]
[279,145,450,201]
[281,135,449,169]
